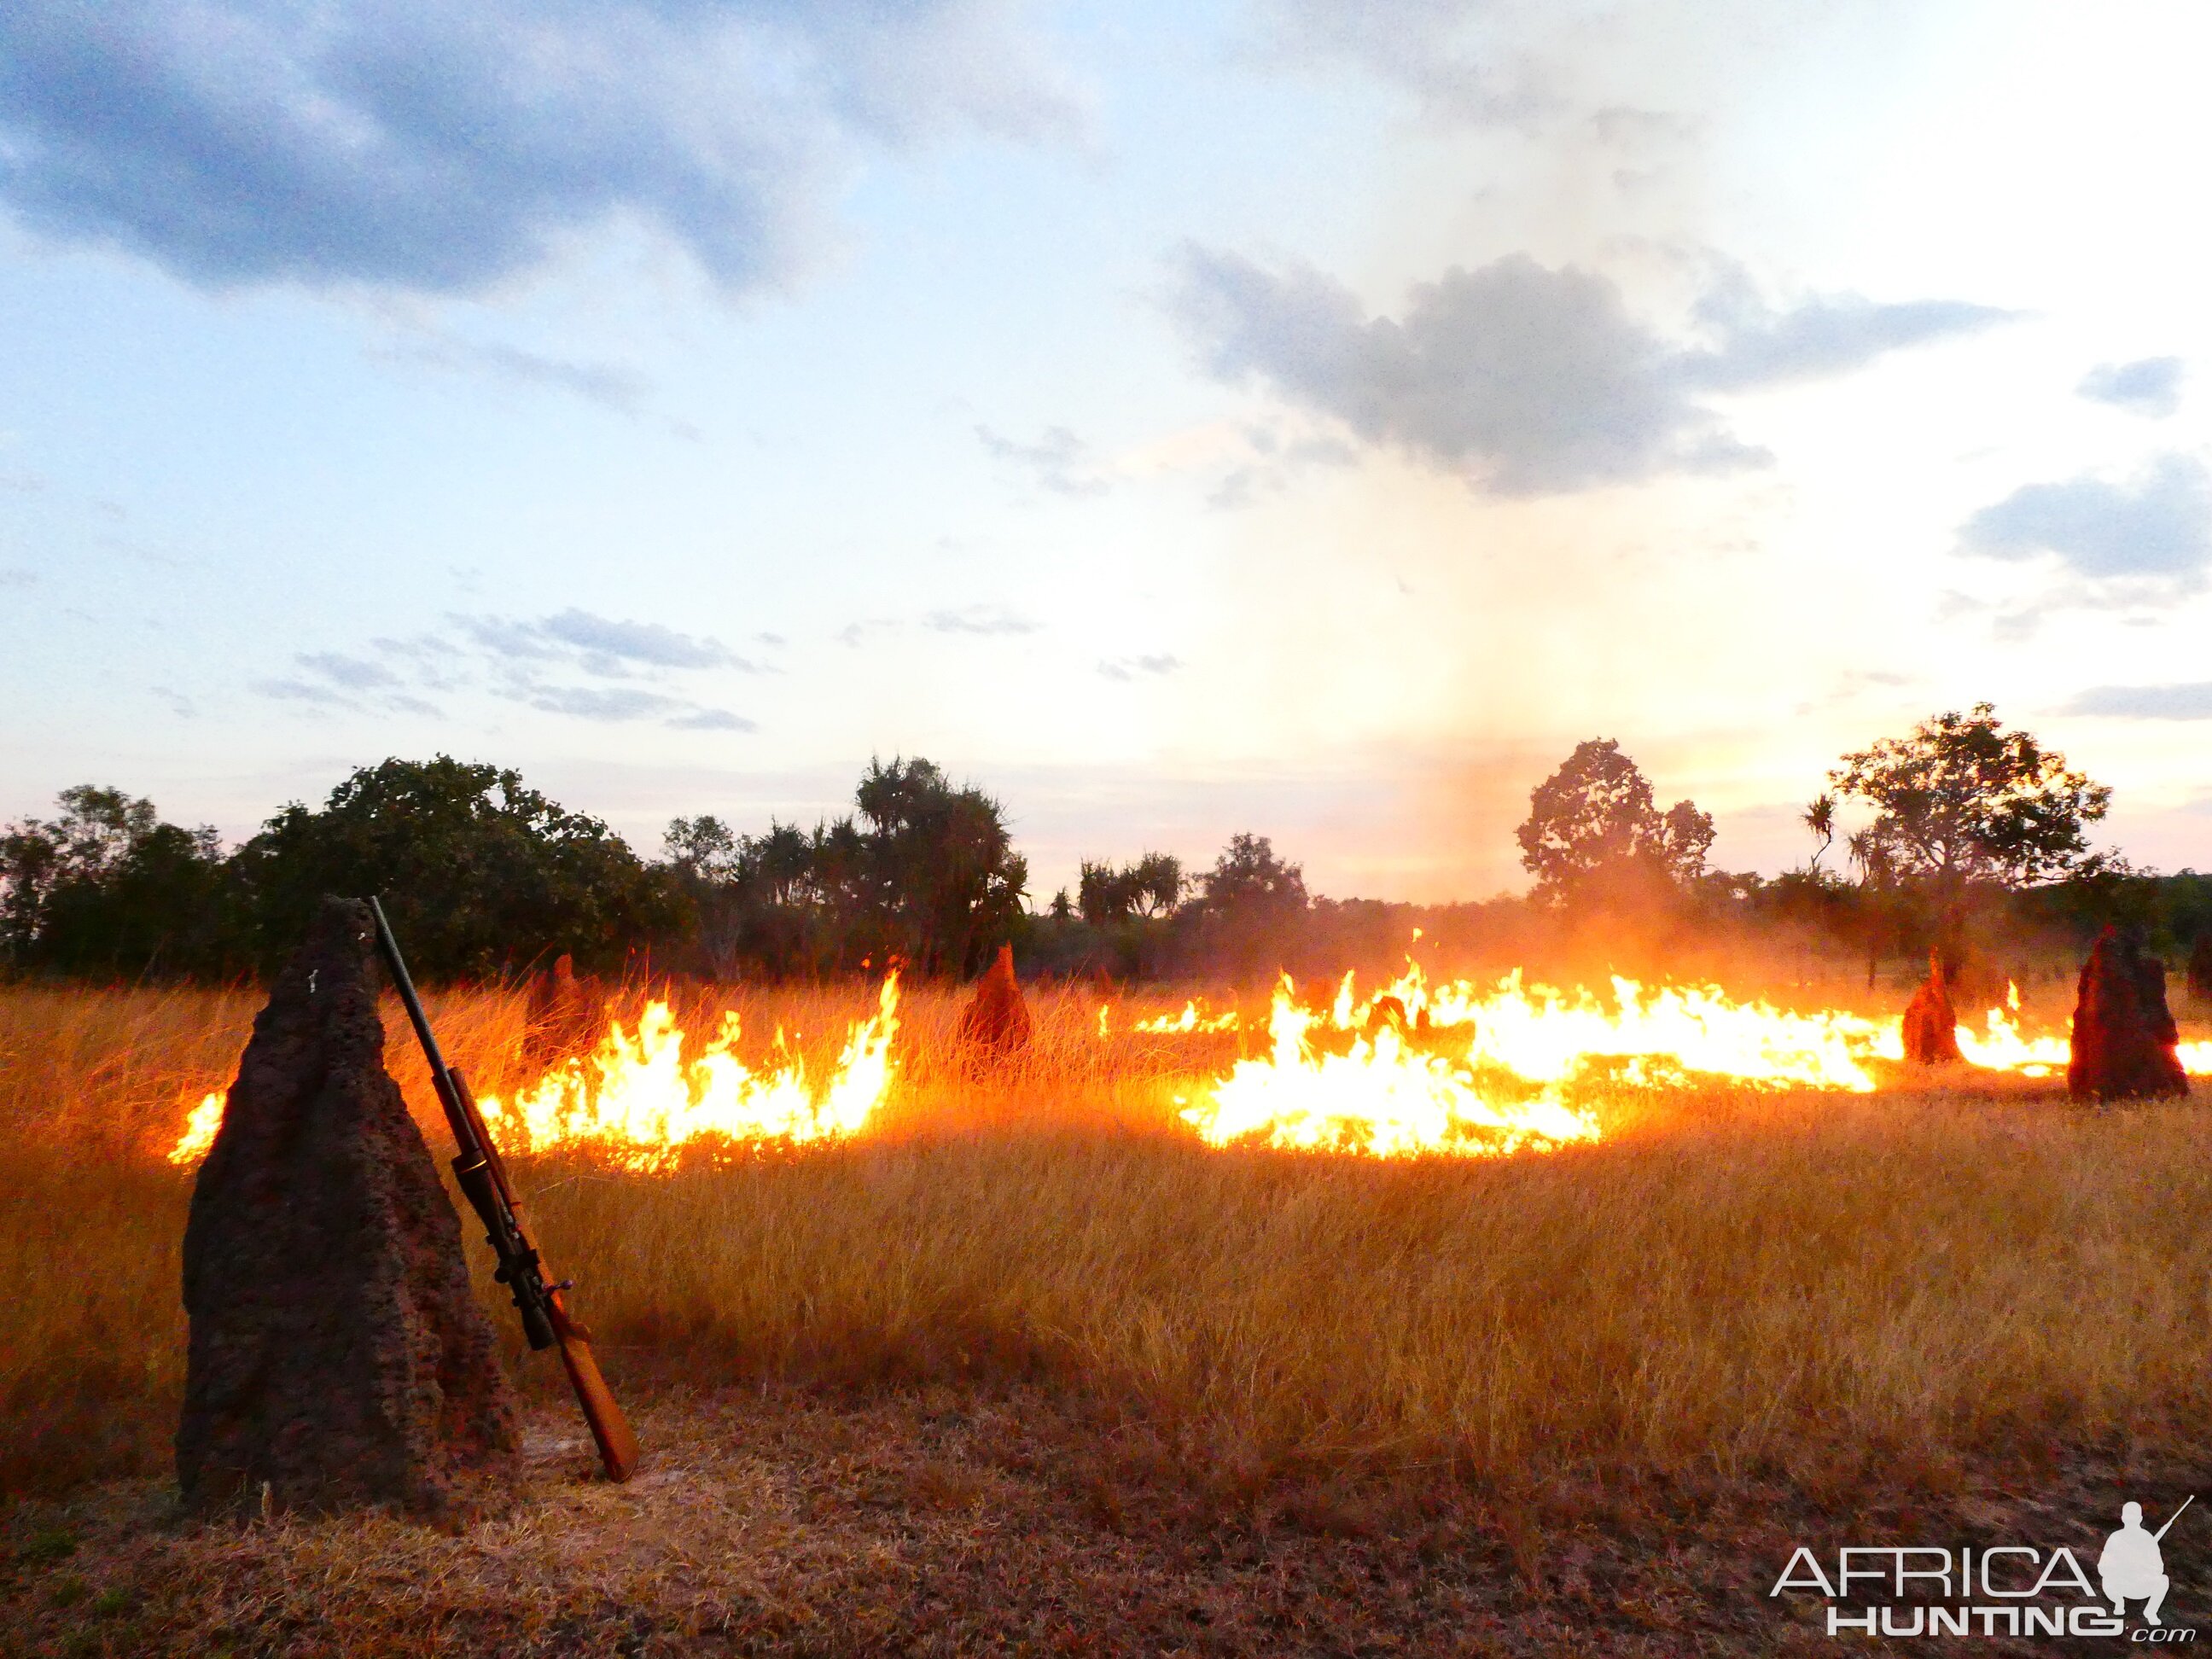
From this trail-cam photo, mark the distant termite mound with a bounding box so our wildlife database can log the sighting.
[523,952,605,1068]
[2068,925,2189,1103]
[1901,950,1963,1066]
[178,896,519,1519]
[958,943,1033,1061]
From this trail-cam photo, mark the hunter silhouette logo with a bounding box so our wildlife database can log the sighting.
[2102,1498,2192,1627]
[1772,1494,2197,1640]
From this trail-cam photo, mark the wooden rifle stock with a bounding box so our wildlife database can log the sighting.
[448,1063,637,1482]
[368,897,637,1482]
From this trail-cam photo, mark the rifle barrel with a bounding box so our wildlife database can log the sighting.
[368,897,457,1095]
[365,894,637,1482]
[2156,1494,2195,1542]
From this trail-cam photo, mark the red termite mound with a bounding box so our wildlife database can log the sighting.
[1900,950,1963,1065]
[2068,925,2189,1103]
[523,952,604,1068]
[2189,932,2212,1006]
[958,944,1033,1060]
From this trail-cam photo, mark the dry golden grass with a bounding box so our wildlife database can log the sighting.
[6,975,2212,1653]
[3,973,2209,1512]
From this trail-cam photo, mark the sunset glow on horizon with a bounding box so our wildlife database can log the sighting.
[2,0,2207,897]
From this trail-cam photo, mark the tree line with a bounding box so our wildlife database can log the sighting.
[0,754,1313,984]
[3,706,2202,987]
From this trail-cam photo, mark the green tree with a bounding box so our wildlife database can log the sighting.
[1192,834,1307,979]
[236,757,675,979]
[663,759,1028,980]
[1802,793,1837,872]
[854,757,1027,977]
[1829,704,2110,895]
[1078,853,1185,924]
[1198,834,1306,921]
[1516,739,1714,908]
[0,786,241,978]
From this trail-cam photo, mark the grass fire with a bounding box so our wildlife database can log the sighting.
[6,708,2212,1653]
[10,9,2209,1649]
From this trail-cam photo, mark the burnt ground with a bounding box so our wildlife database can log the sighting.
[2,1382,2205,1657]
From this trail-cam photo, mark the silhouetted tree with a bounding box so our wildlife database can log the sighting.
[1831,704,2111,975]
[236,757,675,980]
[1078,853,1185,924]
[0,786,242,978]
[1516,739,1714,909]
[1830,704,2109,896]
[1802,793,1837,873]
[1190,834,1307,979]
[855,757,1027,977]
[661,758,1027,980]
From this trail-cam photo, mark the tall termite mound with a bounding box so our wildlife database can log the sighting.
[957,942,1033,1060]
[177,896,519,1517]
[1901,949,1963,1065]
[2068,924,2189,1103]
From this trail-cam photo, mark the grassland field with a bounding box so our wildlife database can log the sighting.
[2,970,2209,1656]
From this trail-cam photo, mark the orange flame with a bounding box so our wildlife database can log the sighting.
[1161,963,2212,1155]
[477,973,901,1170]
[168,1091,226,1166]
[1179,979,1598,1156]
[1132,999,1241,1033]
[164,975,902,1173]
[159,960,2212,1169]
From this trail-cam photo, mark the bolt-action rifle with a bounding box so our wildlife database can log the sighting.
[2156,1495,2195,1543]
[369,896,637,1482]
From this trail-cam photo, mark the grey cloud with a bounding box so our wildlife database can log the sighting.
[2066,682,2212,719]
[1171,247,2012,495]
[975,424,1110,497]
[1959,456,2211,580]
[925,605,1040,637]
[1097,654,1181,681]
[0,0,1072,295]
[1686,276,2011,391]
[538,608,745,670]
[294,650,403,690]
[1208,425,1357,510]
[381,334,650,411]
[456,608,748,673]
[252,678,352,708]
[455,614,561,661]
[264,607,755,726]
[370,634,468,691]
[2078,357,2184,418]
[1247,0,1551,124]
[666,707,758,732]
[836,619,898,648]
[255,661,445,717]
[521,685,680,722]
[517,683,750,730]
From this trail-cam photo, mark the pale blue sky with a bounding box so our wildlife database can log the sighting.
[3,0,2208,899]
